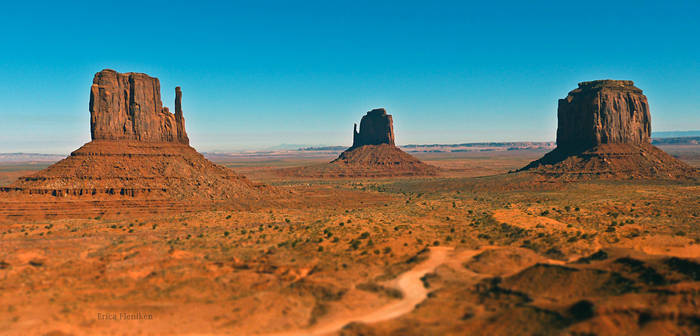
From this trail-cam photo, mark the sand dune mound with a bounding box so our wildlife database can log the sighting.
[501,263,636,300]
[2,69,267,200]
[464,247,546,276]
[468,248,700,335]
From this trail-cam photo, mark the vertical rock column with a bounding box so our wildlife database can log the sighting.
[351,108,396,148]
[174,86,189,144]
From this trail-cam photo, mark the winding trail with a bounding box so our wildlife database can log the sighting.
[262,245,571,336]
[265,246,453,336]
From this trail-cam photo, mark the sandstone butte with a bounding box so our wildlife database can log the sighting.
[2,69,267,200]
[282,108,439,178]
[521,80,696,179]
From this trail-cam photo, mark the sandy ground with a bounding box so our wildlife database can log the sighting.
[265,246,453,336]
[0,148,698,335]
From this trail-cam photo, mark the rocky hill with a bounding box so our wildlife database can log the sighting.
[279,109,439,177]
[521,80,696,179]
[3,70,268,199]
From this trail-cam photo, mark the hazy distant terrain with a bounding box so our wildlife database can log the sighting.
[652,130,700,138]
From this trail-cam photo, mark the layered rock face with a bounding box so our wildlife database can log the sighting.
[352,108,395,147]
[90,69,189,144]
[280,108,438,177]
[556,80,650,152]
[522,80,695,179]
[4,70,266,199]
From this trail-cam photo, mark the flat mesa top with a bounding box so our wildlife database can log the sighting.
[569,79,643,94]
[97,68,156,79]
[366,108,388,116]
[577,79,637,89]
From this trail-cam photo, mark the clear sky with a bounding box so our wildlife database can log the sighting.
[1,1,698,153]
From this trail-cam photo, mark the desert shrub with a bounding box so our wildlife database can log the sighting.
[569,300,594,321]
[545,247,565,259]
[356,282,403,299]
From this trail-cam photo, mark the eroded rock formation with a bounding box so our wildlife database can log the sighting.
[90,69,189,144]
[556,80,650,152]
[521,80,695,179]
[4,69,266,199]
[280,108,438,177]
[352,108,395,148]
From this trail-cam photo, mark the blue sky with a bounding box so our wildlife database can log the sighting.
[1,1,698,153]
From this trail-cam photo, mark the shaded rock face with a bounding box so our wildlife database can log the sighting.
[557,80,650,152]
[520,80,696,179]
[89,69,189,144]
[277,108,438,177]
[352,108,395,148]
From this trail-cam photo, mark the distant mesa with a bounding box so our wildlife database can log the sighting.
[521,80,696,178]
[281,108,439,178]
[3,69,267,199]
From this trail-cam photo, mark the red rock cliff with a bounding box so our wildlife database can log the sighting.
[352,108,395,148]
[89,69,189,144]
[557,80,650,151]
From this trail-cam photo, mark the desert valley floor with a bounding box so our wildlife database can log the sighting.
[0,145,698,335]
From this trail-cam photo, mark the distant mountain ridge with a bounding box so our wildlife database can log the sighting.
[652,130,700,138]
[0,153,67,162]
[2,133,699,162]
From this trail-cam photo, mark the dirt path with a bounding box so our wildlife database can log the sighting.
[263,245,567,336]
[264,246,453,336]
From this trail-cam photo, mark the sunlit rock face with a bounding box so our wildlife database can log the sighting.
[89,69,189,144]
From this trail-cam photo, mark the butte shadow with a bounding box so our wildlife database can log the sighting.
[519,80,697,180]
[2,69,269,200]
[279,108,439,178]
